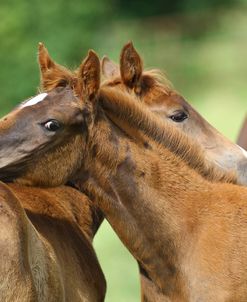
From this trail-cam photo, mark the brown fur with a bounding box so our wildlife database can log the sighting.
[38,43,76,92]
[1,45,247,301]
[77,50,101,100]
[102,42,247,186]
[0,181,105,301]
[0,46,106,300]
[100,87,237,184]
[1,50,246,301]
[120,42,143,94]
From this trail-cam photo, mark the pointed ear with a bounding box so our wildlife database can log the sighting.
[38,42,56,72]
[101,56,119,78]
[77,50,100,100]
[38,42,72,91]
[120,42,143,92]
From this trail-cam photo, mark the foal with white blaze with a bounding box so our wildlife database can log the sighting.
[1,47,247,301]
[0,45,106,301]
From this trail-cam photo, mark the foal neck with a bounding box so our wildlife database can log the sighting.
[75,95,215,296]
[99,87,237,185]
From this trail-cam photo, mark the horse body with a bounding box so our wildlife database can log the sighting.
[101,43,247,300]
[72,93,247,301]
[1,44,247,301]
[6,77,247,301]
[0,182,105,302]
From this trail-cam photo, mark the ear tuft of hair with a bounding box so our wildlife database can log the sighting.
[120,41,143,90]
[37,43,74,92]
[78,49,101,100]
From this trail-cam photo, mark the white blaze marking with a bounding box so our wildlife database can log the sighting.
[21,93,48,108]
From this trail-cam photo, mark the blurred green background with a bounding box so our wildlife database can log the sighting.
[0,0,247,301]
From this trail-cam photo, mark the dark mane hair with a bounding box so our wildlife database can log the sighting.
[99,86,237,184]
[103,68,173,96]
[142,69,173,94]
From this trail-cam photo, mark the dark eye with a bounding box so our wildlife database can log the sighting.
[169,111,188,123]
[58,79,68,87]
[44,120,61,132]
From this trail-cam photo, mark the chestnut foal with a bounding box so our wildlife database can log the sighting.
[102,43,247,300]
[0,44,106,301]
[2,48,247,301]
[102,42,247,185]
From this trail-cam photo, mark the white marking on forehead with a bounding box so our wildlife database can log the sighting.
[238,145,247,159]
[21,93,48,108]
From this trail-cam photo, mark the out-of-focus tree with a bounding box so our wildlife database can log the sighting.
[115,0,241,17]
[0,0,244,113]
[0,0,115,113]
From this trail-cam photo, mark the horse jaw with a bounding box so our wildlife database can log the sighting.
[206,142,247,186]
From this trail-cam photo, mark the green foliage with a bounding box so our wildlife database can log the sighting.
[116,0,240,17]
[0,0,115,114]
[94,222,140,301]
[0,1,247,301]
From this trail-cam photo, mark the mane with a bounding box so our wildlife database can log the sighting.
[99,86,237,184]
[142,69,173,95]
[102,68,173,95]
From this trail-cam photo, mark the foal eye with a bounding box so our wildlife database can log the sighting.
[44,120,61,132]
[58,79,68,87]
[169,111,188,123]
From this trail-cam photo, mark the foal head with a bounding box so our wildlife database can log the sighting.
[0,44,241,187]
[0,44,100,186]
[102,42,247,185]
